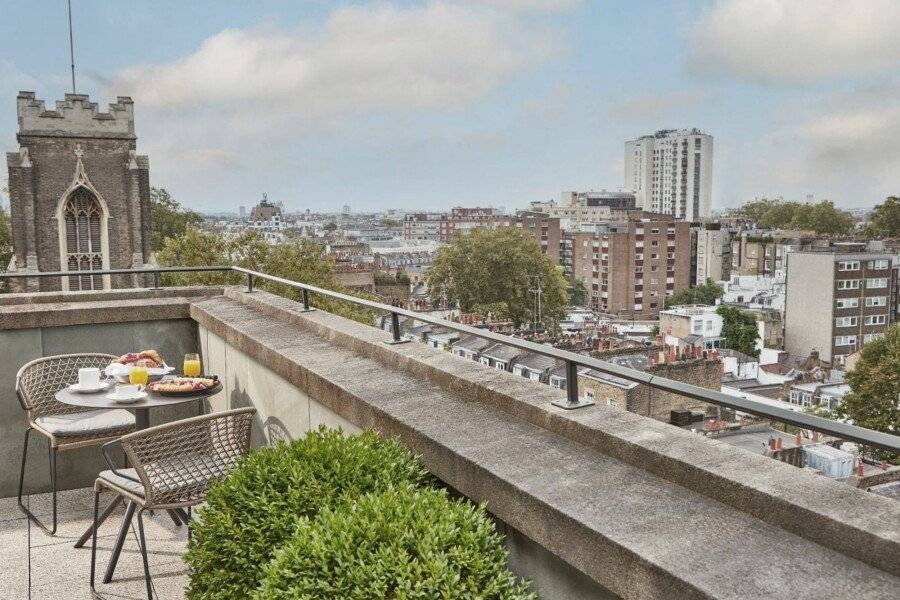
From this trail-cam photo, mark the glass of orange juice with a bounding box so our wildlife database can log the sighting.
[129,366,149,386]
[183,353,202,377]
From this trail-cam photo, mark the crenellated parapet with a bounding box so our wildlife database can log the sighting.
[16,91,135,138]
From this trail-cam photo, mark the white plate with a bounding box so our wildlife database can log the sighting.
[105,391,148,404]
[68,381,112,394]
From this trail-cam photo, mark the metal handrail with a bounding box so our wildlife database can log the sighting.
[2,265,898,454]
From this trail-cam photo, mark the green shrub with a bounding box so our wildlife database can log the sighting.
[254,486,537,600]
[185,428,429,600]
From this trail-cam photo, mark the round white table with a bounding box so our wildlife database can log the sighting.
[55,384,219,429]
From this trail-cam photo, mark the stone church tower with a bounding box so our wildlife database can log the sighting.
[5,92,153,291]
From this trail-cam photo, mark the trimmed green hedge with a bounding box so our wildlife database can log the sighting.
[184,427,429,600]
[254,486,537,600]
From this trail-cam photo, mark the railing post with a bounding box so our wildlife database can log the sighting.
[301,288,312,312]
[551,359,594,409]
[246,273,254,293]
[385,311,410,345]
[151,271,161,290]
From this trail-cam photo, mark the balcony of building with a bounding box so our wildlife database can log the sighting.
[0,268,898,599]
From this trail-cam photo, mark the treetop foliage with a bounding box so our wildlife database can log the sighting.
[149,187,203,251]
[0,205,12,273]
[736,198,854,235]
[664,279,723,308]
[864,196,900,239]
[156,227,376,324]
[425,227,568,326]
[716,305,760,358]
[837,324,900,463]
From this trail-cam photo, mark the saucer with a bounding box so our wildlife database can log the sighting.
[105,390,148,404]
[69,381,112,394]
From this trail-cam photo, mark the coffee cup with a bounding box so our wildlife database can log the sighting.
[115,384,141,398]
[78,368,101,389]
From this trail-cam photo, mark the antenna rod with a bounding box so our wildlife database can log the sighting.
[67,0,76,93]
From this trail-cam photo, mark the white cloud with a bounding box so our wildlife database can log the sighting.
[110,2,551,117]
[609,88,708,121]
[797,89,900,175]
[688,0,900,85]
[457,0,580,11]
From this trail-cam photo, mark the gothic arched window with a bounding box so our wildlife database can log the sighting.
[63,188,104,290]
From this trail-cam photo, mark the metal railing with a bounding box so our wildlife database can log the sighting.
[2,265,899,455]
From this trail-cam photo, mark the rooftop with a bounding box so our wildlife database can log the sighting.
[0,271,898,599]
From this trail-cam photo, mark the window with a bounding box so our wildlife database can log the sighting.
[836,298,859,309]
[866,278,888,289]
[837,279,860,290]
[62,188,105,291]
[866,296,887,307]
[693,320,703,333]
[705,320,714,331]
[837,261,859,271]
[864,315,887,326]
[863,333,883,343]
[868,259,889,269]
[634,253,644,260]
[606,398,618,408]
[585,390,595,401]
[495,362,506,371]
[835,316,857,327]
[834,335,857,346]
[634,303,643,310]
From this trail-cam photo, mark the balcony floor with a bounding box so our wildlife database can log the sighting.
[1,488,188,599]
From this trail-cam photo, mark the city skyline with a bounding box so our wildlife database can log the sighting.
[1,1,899,213]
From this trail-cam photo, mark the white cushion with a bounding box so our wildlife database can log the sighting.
[35,409,135,436]
[98,468,145,497]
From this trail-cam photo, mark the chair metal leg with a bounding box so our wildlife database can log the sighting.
[166,509,182,527]
[17,428,59,535]
[75,496,122,548]
[136,509,154,600]
[103,500,137,584]
[90,490,101,598]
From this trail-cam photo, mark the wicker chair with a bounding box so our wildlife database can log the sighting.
[17,353,136,535]
[90,407,256,600]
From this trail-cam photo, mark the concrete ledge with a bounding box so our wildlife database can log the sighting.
[191,290,900,599]
[0,288,223,330]
[222,288,900,578]
[0,286,223,306]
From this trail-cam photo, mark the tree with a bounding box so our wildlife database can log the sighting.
[323,222,337,232]
[716,305,759,357]
[836,325,900,463]
[736,198,853,235]
[150,187,203,251]
[156,227,374,325]
[865,196,900,238]
[567,275,587,306]
[425,228,568,326]
[664,279,723,308]
[0,205,12,272]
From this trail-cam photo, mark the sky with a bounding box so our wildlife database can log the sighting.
[1,0,899,214]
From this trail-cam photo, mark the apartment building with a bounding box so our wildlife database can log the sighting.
[695,227,732,283]
[528,191,635,230]
[572,216,691,318]
[785,244,896,364]
[516,211,561,264]
[403,207,513,242]
[731,234,785,276]
[403,212,449,241]
[624,129,713,221]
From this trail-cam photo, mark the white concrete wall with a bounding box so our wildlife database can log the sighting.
[199,325,360,447]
